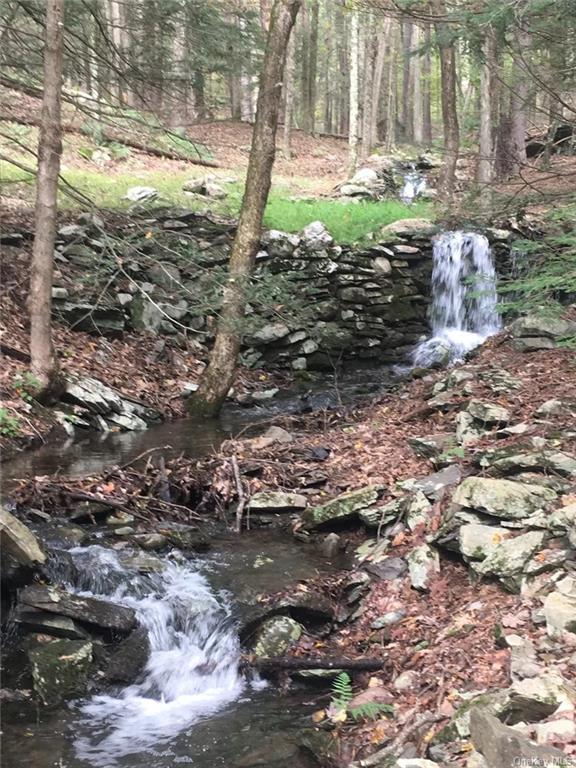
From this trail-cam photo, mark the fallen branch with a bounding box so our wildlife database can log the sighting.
[0,343,31,363]
[245,656,386,672]
[231,454,247,533]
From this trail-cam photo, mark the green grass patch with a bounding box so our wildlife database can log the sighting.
[0,158,432,244]
[263,196,431,243]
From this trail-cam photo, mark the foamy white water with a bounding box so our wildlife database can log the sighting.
[56,546,244,767]
[400,166,426,204]
[413,231,500,367]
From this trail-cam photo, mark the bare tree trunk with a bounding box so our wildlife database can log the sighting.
[380,17,398,151]
[29,0,64,399]
[369,18,389,150]
[191,0,301,418]
[431,0,459,200]
[360,17,375,161]
[348,9,360,172]
[422,23,432,145]
[401,20,413,142]
[282,36,295,156]
[510,28,530,176]
[335,4,349,136]
[477,32,494,185]
[412,24,423,144]
[170,10,188,129]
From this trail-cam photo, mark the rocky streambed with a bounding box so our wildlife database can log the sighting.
[2,326,576,767]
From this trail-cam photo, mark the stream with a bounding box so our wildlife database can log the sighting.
[2,368,387,768]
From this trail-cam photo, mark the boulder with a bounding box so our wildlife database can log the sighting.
[543,578,576,637]
[506,634,541,680]
[505,671,574,722]
[472,531,547,589]
[54,302,125,335]
[104,626,150,684]
[29,638,93,705]
[130,295,164,333]
[380,218,437,238]
[407,544,440,590]
[252,322,291,344]
[19,585,136,633]
[125,186,158,202]
[349,167,379,185]
[408,434,456,461]
[469,709,566,768]
[511,314,576,340]
[301,485,384,529]
[147,262,181,291]
[466,400,511,425]
[458,524,512,561]
[0,507,45,571]
[481,448,576,477]
[514,337,556,351]
[249,491,307,513]
[252,616,302,658]
[535,398,576,418]
[452,477,556,520]
[14,607,90,640]
[412,464,462,500]
[301,221,333,249]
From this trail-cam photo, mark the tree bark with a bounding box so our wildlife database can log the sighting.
[282,35,296,156]
[431,0,459,200]
[29,0,64,400]
[401,20,413,142]
[510,28,530,176]
[348,9,360,172]
[411,24,423,145]
[422,23,432,145]
[368,18,389,151]
[476,31,494,186]
[191,0,301,418]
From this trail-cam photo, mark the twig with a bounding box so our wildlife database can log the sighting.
[231,454,247,533]
[115,445,173,472]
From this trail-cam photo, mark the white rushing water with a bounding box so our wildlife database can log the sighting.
[413,231,500,367]
[56,546,245,767]
[400,165,427,204]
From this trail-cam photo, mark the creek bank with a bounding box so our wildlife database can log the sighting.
[5,332,576,765]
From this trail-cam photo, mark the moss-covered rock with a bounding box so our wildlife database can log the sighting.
[29,637,92,705]
[301,485,384,530]
[252,616,303,658]
[452,477,556,520]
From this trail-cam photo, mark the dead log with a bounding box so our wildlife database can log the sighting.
[245,656,386,672]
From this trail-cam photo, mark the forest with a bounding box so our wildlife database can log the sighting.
[1,2,576,768]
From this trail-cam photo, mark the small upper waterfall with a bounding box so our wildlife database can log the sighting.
[400,165,427,204]
[53,546,245,767]
[413,231,500,367]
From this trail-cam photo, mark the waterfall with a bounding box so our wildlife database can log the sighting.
[400,165,427,204]
[413,231,500,367]
[55,546,245,767]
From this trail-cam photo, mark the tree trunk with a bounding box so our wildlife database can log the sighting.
[431,0,459,200]
[412,24,423,145]
[380,17,398,151]
[191,0,301,418]
[510,28,530,176]
[29,0,64,399]
[401,20,413,142]
[422,23,432,145]
[476,32,494,185]
[282,36,295,156]
[360,17,375,161]
[369,18,389,150]
[348,9,360,172]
